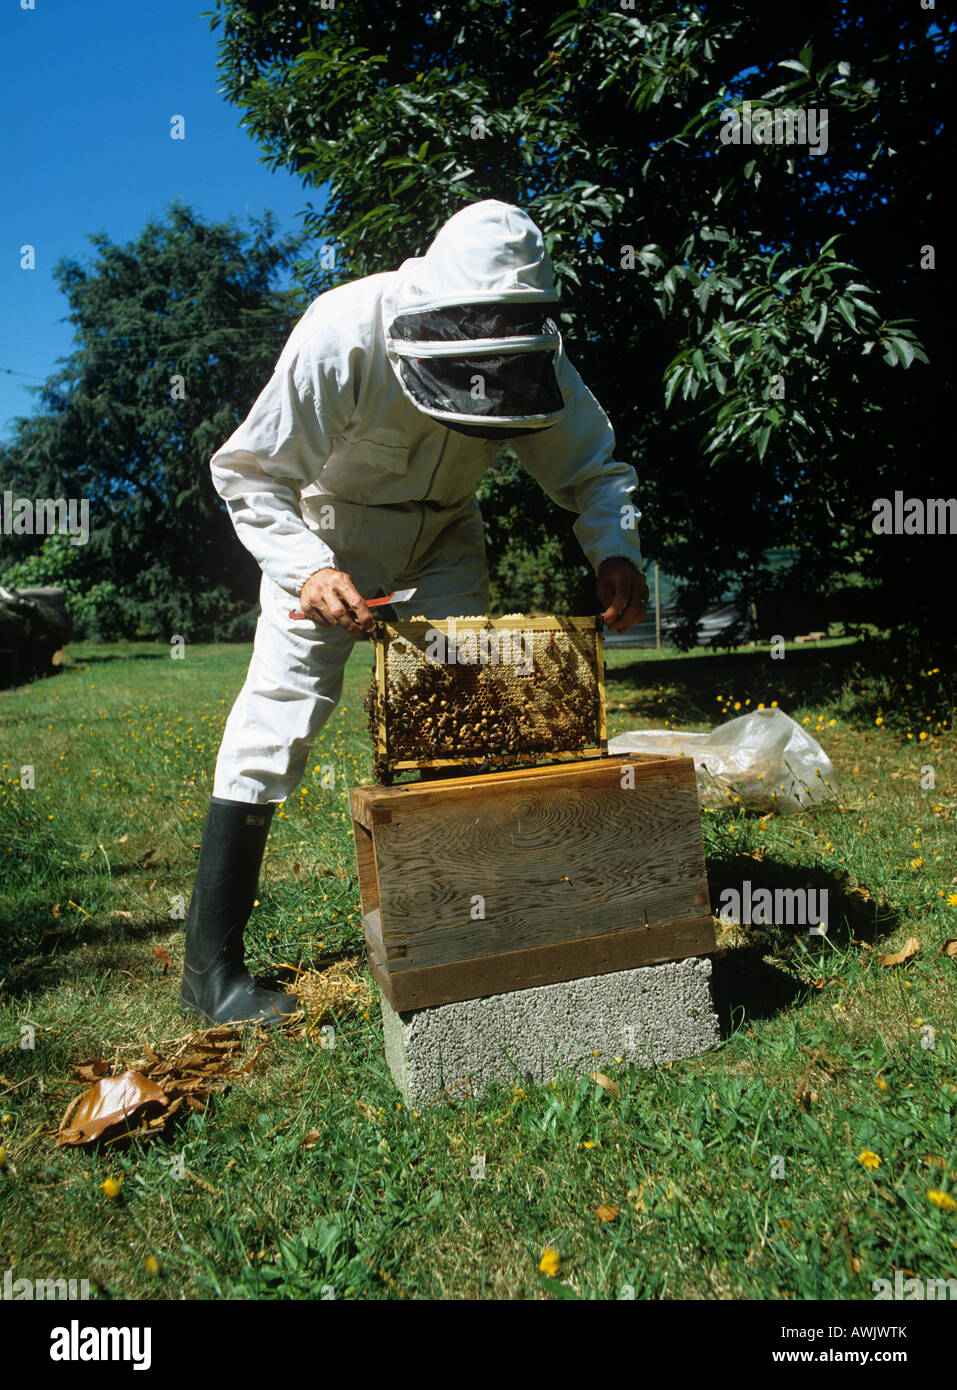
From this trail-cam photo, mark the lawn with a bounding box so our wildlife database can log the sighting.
[1,635,955,1300]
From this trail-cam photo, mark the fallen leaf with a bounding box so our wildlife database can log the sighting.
[293,862,302,874]
[877,937,920,967]
[57,1070,169,1146]
[117,834,128,844]
[153,946,174,968]
[590,1071,620,1099]
[71,1059,110,1083]
[109,910,132,921]
[301,1129,321,1150]
[50,903,60,919]
[595,1204,618,1223]
[939,939,957,959]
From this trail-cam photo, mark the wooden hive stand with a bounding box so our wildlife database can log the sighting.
[350,753,713,1011]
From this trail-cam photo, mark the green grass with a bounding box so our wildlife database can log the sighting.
[0,636,955,1300]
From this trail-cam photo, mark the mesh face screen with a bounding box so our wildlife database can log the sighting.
[389,304,558,343]
[366,616,605,782]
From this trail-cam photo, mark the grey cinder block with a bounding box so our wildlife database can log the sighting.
[381,956,720,1103]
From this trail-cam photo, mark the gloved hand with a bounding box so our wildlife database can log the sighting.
[597,557,649,633]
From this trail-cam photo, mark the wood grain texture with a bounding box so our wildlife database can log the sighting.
[353,822,380,916]
[350,756,711,1002]
[371,916,717,1011]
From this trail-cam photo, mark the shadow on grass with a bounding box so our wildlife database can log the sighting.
[0,909,187,1001]
[705,852,900,1034]
[611,640,872,724]
[63,651,166,665]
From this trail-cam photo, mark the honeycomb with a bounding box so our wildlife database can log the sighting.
[365,614,606,782]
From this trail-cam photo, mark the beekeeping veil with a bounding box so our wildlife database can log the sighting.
[385,200,565,439]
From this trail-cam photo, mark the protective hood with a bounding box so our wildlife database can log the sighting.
[385,200,565,435]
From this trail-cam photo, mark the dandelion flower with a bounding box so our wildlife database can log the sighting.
[927,1190,957,1212]
[539,1248,561,1276]
[101,1175,123,1198]
[858,1151,881,1172]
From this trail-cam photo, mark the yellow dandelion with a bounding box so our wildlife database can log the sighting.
[538,1248,561,1277]
[582,1140,597,1149]
[101,1175,123,1198]
[144,1255,161,1275]
[947,894,957,907]
[858,1151,881,1172]
[875,1077,889,1092]
[927,1190,957,1212]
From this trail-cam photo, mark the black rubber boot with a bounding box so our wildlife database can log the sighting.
[179,796,301,1027]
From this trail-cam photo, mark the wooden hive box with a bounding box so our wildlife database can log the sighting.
[350,754,713,1011]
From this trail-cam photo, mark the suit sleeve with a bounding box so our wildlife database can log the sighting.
[510,347,643,573]
[209,326,348,601]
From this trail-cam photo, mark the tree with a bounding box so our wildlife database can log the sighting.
[0,202,306,641]
[205,0,953,665]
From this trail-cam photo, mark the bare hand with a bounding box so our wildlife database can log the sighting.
[597,557,649,633]
[293,568,375,639]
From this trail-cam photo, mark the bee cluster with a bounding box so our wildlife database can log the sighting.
[365,617,604,783]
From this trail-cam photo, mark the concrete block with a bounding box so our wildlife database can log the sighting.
[381,956,719,1103]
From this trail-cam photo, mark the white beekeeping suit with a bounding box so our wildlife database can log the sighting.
[209,199,643,804]
[181,199,645,1028]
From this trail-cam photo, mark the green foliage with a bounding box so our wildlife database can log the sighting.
[206,1,952,659]
[1,532,125,641]
[0,203,306,641]
[478,448,592,613]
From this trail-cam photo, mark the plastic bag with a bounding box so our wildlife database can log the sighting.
[608,707,839,814]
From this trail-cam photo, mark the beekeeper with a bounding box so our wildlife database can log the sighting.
[180,200,648,1027]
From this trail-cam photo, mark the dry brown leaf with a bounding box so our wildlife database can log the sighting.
[153,946,173,969]
[590,1071,620,1098]
[57,1070,169,1146]
[50,903,60,919]
[292,862,302,874]
[877,937,920,968]
[595,1204,619,1223]
[301,1129,321,1150]
[117,834,128,844]
[939,939,957,959]
[109,910,132,921]
[56,1023,267,1148]
[71,1059,110,1083]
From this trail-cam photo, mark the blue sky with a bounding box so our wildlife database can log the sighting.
[0,0,319,442]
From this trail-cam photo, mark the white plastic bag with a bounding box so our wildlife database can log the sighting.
[608,707,839,814]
